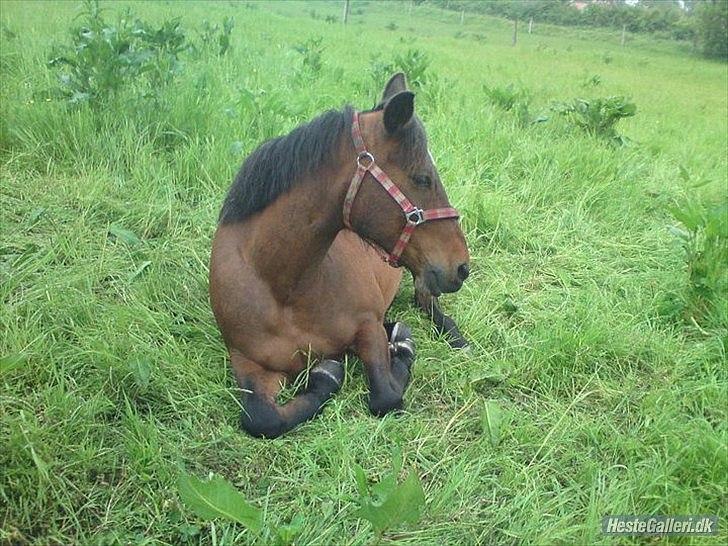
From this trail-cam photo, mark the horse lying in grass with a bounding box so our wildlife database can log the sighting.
[210,73,470,438]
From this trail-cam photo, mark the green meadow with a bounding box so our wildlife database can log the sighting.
[1,0,726,544]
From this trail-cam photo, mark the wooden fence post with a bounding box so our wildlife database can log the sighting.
[342,0,350,24]
[621,24,626,46]
[512,18,518,46]
[461,10,465,25]
[529,17,533,34]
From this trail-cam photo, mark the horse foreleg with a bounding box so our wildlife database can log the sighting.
[230,353,343,439]
[414,276,469,349]
[357,321,415,416]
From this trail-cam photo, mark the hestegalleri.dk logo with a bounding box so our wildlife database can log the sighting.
[602,515,718,536]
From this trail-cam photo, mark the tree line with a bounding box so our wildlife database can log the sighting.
[427,0,727,60]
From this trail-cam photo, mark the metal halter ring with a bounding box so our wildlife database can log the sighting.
[406,208,426,225]
[356,152,374,169]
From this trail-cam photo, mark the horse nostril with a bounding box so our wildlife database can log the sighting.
[457,263,470,282]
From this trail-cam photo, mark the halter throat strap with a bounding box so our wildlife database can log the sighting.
[342,111,459,267]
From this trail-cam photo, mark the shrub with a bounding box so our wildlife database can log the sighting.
[293,37,324,76]
[669,194,728,328]
[553,96,636,144]
[484,83,526,112]
[483,84,536,126]
[695,0,728,60]
[48,0,188,106]
[370,49,433,92]
[236,86,290,141]
[196,17,235,57]
[393,49,432,88]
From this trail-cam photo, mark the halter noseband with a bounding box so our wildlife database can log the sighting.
[342,111,459,267]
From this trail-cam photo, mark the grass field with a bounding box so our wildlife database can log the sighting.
[1,0,726,544]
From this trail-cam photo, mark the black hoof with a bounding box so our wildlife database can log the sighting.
[368,394,403,417]
[447,333,470,350]
[309,359,344,396]
[440,318,469,350]
[240,398,286,439]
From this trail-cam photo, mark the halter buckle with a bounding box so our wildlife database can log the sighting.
[406,208,425,225]
[356,152,374,169]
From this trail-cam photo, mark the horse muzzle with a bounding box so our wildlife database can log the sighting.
[423,262,469,297]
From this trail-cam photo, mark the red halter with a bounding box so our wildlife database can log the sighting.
[342,112,460,267]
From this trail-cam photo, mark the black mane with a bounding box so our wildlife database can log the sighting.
[219,106,355,224]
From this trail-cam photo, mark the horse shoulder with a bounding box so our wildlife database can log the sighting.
[326,230,403,315]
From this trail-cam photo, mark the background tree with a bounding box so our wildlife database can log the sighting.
[695,0,728,59]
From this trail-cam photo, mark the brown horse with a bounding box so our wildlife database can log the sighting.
[210,74,470,438]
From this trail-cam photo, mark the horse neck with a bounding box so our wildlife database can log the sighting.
[247,145,351,300]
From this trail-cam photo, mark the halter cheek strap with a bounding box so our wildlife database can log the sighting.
[342,111,459,267]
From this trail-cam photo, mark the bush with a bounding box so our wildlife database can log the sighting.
[553,96,636,144]
[293,37,324,76]
[695,0,728,60]
[484,83,527,112]
[48,0,188,106]
[669,194,728,328]
[392,49,432,89]
[195,17,235,57]
[370,49,432,91]
[483,83,536,125]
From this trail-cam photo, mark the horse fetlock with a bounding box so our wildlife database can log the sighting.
[309,359,344,396]
[390,339,415,360]
[386,321,413,344]
[386,321,416,361]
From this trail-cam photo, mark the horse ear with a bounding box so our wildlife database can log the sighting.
[383,91,415,134]
[381,72,408,102]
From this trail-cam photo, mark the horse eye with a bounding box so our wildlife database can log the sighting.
[412,175,431,187]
